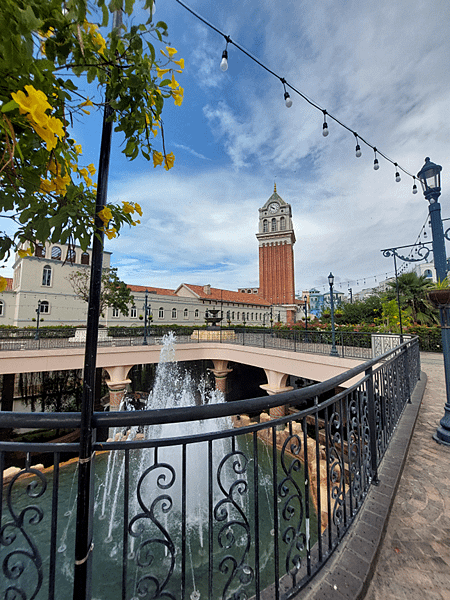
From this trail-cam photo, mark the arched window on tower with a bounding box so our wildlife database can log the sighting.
[66,248,76,263]
[51,246,61,260]
[35,243,45,258]
[271,218,277,232]
[81,252,90,265]
[263,219,268,233]
[280,216,286,230]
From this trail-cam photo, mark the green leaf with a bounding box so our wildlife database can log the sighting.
[1,100,18,113]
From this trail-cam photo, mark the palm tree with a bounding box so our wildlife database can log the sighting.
[385,272,437,325]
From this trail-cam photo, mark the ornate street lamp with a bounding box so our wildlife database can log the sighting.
[34,300,42,340]
[417,157,446,282]
[303,294,308,332]
[328,273,339,356]
[418,158,450,445]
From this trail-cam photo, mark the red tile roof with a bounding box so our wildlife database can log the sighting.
[127,284,175,296]
[179,284,271,306]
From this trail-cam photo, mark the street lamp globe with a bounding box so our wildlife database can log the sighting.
[328,272,334,287]
[417,157,442,201]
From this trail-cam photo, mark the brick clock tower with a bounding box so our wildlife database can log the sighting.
[256,185,297,324]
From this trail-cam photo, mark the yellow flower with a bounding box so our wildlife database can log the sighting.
[122,201,134,214]
[164,152,175,171]
[156,67,171,78]
[173,58,184,69]
[105,227,117,240]
[87,163,96,176]
[168,72,179,90]
[74,144,83,154]
[98,207,112,224]
[166,46,178,57]
[0,276,7,292]
[18,247,33,258]
[153,151,163,168]
[134,203,143,216]
[172,87,184,107]
[12,85,51,121]
[80,98,94,107]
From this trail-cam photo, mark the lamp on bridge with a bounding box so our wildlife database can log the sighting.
[303,295,308,332]
[418,158,450,446]
[34,300,42,341]
[328,273,339,357]
[143,289,150,346]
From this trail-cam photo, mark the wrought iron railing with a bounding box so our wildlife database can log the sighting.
[0,337,420,600]
[0,327,401,360]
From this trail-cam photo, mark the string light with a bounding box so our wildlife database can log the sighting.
[412,176,418,194]
[281,79,292,107]
[322,110,329,137]
[174,0,420,191]
[395,163,401,182]
[354,133,362,158]
[373,148,379,170]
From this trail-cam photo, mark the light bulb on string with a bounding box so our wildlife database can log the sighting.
[373,148,379,170]
[395,163,401,182]
[220,49,228,71]
[354,133,361,158]
[284,92,292,108]
[322,110,329,137]
[412,176,418,194]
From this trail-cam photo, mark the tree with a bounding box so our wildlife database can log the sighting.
[68,266,134,316]
[0,0,184,271]
[385,272,437,325]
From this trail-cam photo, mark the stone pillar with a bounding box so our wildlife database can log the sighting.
[209,359,233,396]
[104,365,134,439]
[260,369,293,418]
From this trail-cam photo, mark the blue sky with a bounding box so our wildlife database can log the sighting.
[8,0,450,296]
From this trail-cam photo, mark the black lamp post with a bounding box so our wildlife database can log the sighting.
[270,306,273,337]
[328,272,339,356]
[143,289,149,345]
[418,158,450,445]
[303,294,308,331]
[417,157,446,282]
[34,300,42,340]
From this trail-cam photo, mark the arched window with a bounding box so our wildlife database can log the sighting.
[81,252,90,265]
[251,312,254,320]
[232,311,235,320]
[40,300,49,314]
[0,300,4,316]
[195,309,199,318]
[66,248,76,262]
[159,307,164,319]
[172,308,177,319]
[130,306,137,318]
[280,216,286,230]
[263,219,268,233]
[424,269,433,278]
[51,246,61,260]
[184,308,189,319]
[42,265,52,287]
[35,243,45,258]
[237,312,240,320]
[271,218,277,232]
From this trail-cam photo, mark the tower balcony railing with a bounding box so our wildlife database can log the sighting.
[0,337,420,600]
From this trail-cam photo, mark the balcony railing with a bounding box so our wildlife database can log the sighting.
[0,337,420,600]
[0,327,401,360]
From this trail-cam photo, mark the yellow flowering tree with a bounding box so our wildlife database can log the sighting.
[0,0,184,268]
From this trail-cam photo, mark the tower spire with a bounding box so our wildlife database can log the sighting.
[274,182,277,193]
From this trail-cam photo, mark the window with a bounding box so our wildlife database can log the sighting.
[0,300,4,316]
[184,308,189,319]
[195,309,199,318]
[66,248,76,262]
[237,312,240,320]
[130,306,137,318]
[172,308,177,319]
[280,216,286,230]
[81,252,90,265]
[40,300,49,314]
[51,246,61,260]
[35,243,45,258]
[251,312,254,320]
[159,307,164,319]
[112,308,120,318]
[271,218,277,232]
[263,219,268,233]
[42,265,52,287]
[424,269,433,278]
[232,311,235,320]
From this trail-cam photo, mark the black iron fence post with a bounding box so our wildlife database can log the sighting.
[73,85,115,600]
[365,366,380,485]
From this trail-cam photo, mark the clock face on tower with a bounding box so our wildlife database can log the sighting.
[268,202,279,213]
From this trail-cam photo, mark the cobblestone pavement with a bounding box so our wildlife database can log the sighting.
[365,352,450,600]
